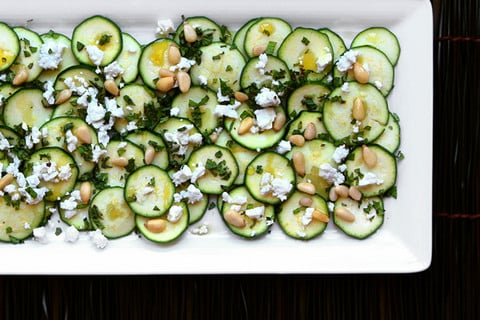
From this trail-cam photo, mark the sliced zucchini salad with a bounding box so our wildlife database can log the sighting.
[0,14,402,247]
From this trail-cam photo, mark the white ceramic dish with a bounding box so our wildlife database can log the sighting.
[0,0,432,274]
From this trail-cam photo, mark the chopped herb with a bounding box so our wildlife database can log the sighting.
[90,205,105,230]
[62,122,74,133]
[255,165,263,174]
[208,201,216,210]
[123,95,134,105]
[98,34,112,46]
[266,41,277,55]
[55,227,62,236]
[76,41,85,51]
[215,150,223,158]
[301,37,310,45]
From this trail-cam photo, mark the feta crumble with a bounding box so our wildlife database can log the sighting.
[319,163,345,185]
[259,172,292,201]
[358,172,384,187]
[90,229,108,249]
[336,50,359,72]
[255,88,281,107]
[332,145,349,164]
[167,205,183,223]
[245,206,265,220]
[85,45,104,66]
[156,19,175,37]
[64,226,80,243]
[38,40,67,70]
[190,222,209,235]
[276,140,292,154]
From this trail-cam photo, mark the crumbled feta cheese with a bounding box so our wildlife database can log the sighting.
[341,82,350,92]
[33,227,49,244]
[301,207,314,226]
[90,229,108,249]
[358,172,384,187]
[255,88,280,107]
[374,80,383,89]
[64,226,80,243]
[167,205,184,223]
[214,103,241,119]
[332,145,349,164]
[336,50,358,72]
[190,222,209,235]
[222,191,247,205]
[296,230,307,238]
[125,121,138,132]
[86,45,104,66]
[316,50,332,73]
[91,144,107,162]
[319,163,345,185]
[254,108,276,131]
[60,190,81,219]
[328,202,335,212]
[24,222,31,230]
[156,19,175,37]
[0,132,12,150]
[38,40,66,70]
[245,206,265,220]
[164,124,203,156]
[177,184,203,204]
[191,162,206,183]
[58,164,73,181]
[43,80,55,105]
[255,53,268,74]
[230,204,242,212]
[65,130,78,152]
[198,75,208,85]
[338,164,347,172]
[0,74,6,82]
[172,165,193,186]
[103,61,124,80]
[169,57,196,72]
[352,120,362,134]
[259,172,292,201]
[170,107,180,117]
[25,126,42,149]
[216,88,231,103]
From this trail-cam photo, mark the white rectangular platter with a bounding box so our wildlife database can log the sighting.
[0,0,432,274]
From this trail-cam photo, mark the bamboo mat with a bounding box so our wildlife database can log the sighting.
[1,0,479,319]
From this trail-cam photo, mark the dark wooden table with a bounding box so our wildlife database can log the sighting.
[1,0,479,319]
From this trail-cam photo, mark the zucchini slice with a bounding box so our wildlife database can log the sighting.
[138,38,178,90]
[277,190,329,240]
[125,165,175,218]
[278,27,333,82]
[125,129,169,170]
[189,42,245,92]
[23,146,79,202]
[220,186,275,239]
[243,17,292,58]
[89,186,135,239]
[240,54,290,90]
[170,86,220,135]
[287,83,330,117]
[3,88,53,128]
[39,116,98,176]
[345,144,397,197]
[333,196,384,239]
[244,152,295,205]
[0,22,20,72]
[187,144,239,195]
[323,82,389,144]
[11,27,44,83]
[351,27,400,66]
[71,15,122,67]
[136,201,189,244]
[0,197,45,243]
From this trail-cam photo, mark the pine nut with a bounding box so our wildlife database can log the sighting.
[234,91,248,103]
[168,45,181,65]
[159,68,175,78]
[0,173,14,190]
[353,62,369,84]
[329,187,338,201]
[362,145,377,168]
[289,134,305,147]
[224,209,246,228]
[156,76,175,92]
[111,157,129,167]
[335,185,349,198]
[104,79,120,96]
[352,97,366,121]
[75,125,92,144]
[297,182,316,195]
[299,196,313,207]
[335,207,355,222]
[183,22,198,43]
[55,89,72,105]
[312,209,330,223]
[209,132,219,144]
[292,151,306,176]
[348,186,362,201]
[144,218,167,233]
[303,122,317,140]
[80,181,92,204]
[252,45,266,57]
[273,112,286,131]
[177,71,191,93]
[12,67,28,86]
[144,145,156,165]
[238,117,254,135]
